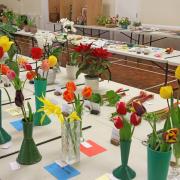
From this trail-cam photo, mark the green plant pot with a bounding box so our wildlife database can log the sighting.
[148,146,171,180]
[113,141,136,180]
[121,25,128,29]
[17,120,42,165]
[34,79,51,126]
[0,89,11,144]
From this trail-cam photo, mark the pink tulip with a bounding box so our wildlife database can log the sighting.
[7,70,16,81]
[41,59,50,72]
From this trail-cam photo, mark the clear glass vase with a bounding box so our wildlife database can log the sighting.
[61,121,80,165]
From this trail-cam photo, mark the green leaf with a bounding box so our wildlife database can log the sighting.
[90,93,102,104]
[105,90,121,106]
[7,44,18,60]
[173,142,180,159]
[27,102,33,122]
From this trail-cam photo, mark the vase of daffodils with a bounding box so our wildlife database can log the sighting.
[38,97,81,164]
[30,47,58,126]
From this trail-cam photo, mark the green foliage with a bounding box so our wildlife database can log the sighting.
[74,94,83,118]
[2,9,15,24]
[7,44,18,59]
[0,22,17,38]
[27,102,33,122]
[90,93,102,104]
[104,90,121,106]
[27,18,36,27]
[15,15,27,28]
[50,47,62,58]
[69,52,79,66]
[97,16,108,26]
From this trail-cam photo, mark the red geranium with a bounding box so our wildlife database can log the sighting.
[31,47,43,60]
[74,43,92,53]
[0,47,4,59]
[91,47,112,59]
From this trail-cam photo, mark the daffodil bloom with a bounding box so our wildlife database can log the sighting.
[159,86,173,99]
[48,55,57,67]
[68,111,80,122]
[175,66,180,80]
[38,97,64,124]
[0,36,14,52]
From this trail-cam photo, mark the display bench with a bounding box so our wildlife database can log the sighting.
[0,64,168,179]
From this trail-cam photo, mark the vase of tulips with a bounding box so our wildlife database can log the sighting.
[74,44,112,91]
[4,57,42,165]
[38,96,81,164]
[30,47,58,126]
[112,101,146,179]
[63,81,93,141]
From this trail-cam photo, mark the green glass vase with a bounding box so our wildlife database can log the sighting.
[148,146,171,180]
[17,120,42,165]
[34,79,51,126]
[0,89,11,144]
[113,141,136,180]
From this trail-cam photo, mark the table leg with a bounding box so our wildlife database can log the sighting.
[164,63,169,85]
[130,32,133,43]
[138,34,140,44]
[149,35,153,46]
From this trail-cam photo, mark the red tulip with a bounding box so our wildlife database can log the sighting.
[26,71,36,80]
[23,63,32,71]
[31,47,43,60]
[7,70,16,81]
[91,47,112,59]
[116,102,127,115]
[66,81,77,92]
[130,112,141,126]
[113,116,124,129]
[0,47,4,59]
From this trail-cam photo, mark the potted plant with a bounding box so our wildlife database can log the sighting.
[75,43,112,91]
[89,93,102,115]
[105,15,119,28]
[97,16,108,26]
[112,101,146,179]
[66,52,79,80]
[15,14,28,30]
[1,9,15,24]
[28,18,37,34]
[119,17,131,29]
[133,21,142,30]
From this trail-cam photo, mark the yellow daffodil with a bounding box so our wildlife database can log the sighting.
[160,86,173,99]
[48,55,57,67]
[175,66,180,80]
[0,36,14,52]
[68,111,80,122]
[38,97,64,124]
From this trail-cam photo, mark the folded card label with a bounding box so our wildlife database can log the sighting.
[80,140,107,157]
[81,141,92,148]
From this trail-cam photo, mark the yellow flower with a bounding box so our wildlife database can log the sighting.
[160,86,173,99]
[175,66,180,80]
[48,55,57,67]
[68,111,80,122]
[38,97,64,124]
[0,36,14,52]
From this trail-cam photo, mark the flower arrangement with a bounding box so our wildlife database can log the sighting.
[112,100,146,141]
[119,17,131,28]
[30,47,58,80]
[74,43,112,79]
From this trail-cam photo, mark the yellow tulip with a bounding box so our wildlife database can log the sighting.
[160,86,173,99]
[68,111,80,122]
[0,36,14,52]
[48,55,57,67]
[175,66,180,80]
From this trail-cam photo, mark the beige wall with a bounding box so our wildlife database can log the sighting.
[140,0,180,26]
[102,0,115,16]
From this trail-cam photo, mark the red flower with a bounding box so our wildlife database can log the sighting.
[66,81,77,92]
[31,47,43,60]
[74,43,92,53]
[116,102,127,115]
[91,47,112,59]
[1,64,10,75]
[23,63,32,71]
[26,71,36,80]
[130,112,141,126]
[113,116,124,129]
[0,47,4,59]
[63,90,75,103]
[132,101,146,116]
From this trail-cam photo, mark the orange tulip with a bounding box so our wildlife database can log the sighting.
[63,90,75,103]
[66,81,77,92]
[82,86,92,99]
[0,64,10,75]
